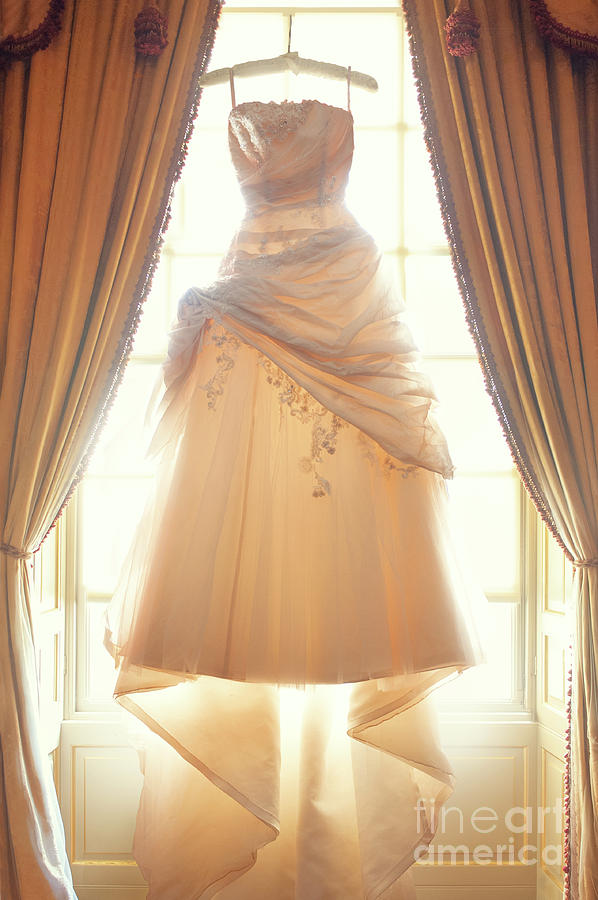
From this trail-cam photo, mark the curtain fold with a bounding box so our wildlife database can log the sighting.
[0,0,222,895]
[402,1,598,896]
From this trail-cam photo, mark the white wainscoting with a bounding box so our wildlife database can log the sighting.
[412,719,538,900]
[59,719,147,898]
[60,717,541,899]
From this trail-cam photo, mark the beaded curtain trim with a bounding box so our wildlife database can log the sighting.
[42,0,224,548]
[0,0,65,69]
[530,0,598,58]
[400,4,594,896]
[401,0,574,563]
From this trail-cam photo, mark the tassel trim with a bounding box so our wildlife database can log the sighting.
[41,0,224,548]
[0,0,65,68]
[134,6,168,57]
[445,3,480,57]
[402,2,581,891]
[400,0,574,565]
[530,0,598,58]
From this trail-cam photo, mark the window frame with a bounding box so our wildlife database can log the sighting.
[53,0,535,724]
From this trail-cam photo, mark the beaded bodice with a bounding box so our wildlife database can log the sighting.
[228,100,354,214]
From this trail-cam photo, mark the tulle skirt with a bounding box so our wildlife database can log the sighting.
[121,677,456,900]
[106,322,480,687]
[104,321,482,898]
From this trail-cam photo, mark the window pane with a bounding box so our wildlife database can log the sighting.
[174,131,243,254]
[404,129,447,248]
[86,601,117,701]
[293,13,401,126]
[423,358,514,472]
[81,479,152,594]
[87,362,160,478]
[405,254,475,356]
[348,130,400,250]
[448,473,521,596]
[209,12,284,72]
[438,602,516,702]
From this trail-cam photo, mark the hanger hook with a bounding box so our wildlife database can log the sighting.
[287,14,293,53]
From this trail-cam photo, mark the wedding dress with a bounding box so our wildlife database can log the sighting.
[105,98,482,899]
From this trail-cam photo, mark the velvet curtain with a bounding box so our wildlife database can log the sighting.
[0,0,221,896]
[401,1,598,896]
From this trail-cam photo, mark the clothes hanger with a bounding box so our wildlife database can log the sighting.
[199,15,379,98]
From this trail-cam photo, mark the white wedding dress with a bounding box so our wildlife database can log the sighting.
[105,99,482,899]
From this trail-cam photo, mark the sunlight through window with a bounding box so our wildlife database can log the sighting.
[75,2,524,713]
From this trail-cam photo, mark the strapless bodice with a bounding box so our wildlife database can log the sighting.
[228,100,354,214]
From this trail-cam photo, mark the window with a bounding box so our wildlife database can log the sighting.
[69,1,528,715]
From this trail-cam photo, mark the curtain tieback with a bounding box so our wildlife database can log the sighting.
[0,543,32,560]
[573,557,598,570]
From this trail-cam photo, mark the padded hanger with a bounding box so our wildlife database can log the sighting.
[201,14,378,102]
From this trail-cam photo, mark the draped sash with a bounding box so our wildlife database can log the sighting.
[152,225,454,479]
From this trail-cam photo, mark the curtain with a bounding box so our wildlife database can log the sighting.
[0,0,222,895]
[401,1,598,896]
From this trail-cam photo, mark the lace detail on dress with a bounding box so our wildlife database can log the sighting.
[230,101,311,168]
[254,100,310,143]
[258,355,345,498]
[232,100,310,145]
[383,458,418,479]
[228,99,354,218]
[204,331,240,410]
[357,432,418,479]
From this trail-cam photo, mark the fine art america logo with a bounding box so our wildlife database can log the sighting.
[413,799,564,866]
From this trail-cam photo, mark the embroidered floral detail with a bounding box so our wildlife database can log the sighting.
[262,100,310,142]
[260,357,313,423]
[357,432,418,479]
[314,419,344,458]
[233,100,310,147]
[229,101,311,170]
[258,356,345,497]
[299,416,345,497]
[312,471,332,499]
[383,457,418,479]
[204,331,240,410]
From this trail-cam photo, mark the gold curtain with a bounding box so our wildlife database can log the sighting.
[402,0,598,896]
[0,0,221,895]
